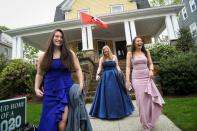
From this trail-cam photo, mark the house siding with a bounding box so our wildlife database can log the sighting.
[178,0,197,42]
[65,0,137,20]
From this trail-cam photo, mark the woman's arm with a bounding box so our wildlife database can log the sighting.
[35,54,44,97]
[147,50,154,78]
[96,57,103,80]
[125,52,132,89]
[71,50,84,91]
[114,55,121,72]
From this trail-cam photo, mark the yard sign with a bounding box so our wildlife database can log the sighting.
[0,97,26,131]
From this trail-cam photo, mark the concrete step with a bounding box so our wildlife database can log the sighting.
[86,91,96,97]
[85,96,94,103]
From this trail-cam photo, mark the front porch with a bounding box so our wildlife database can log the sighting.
[5,4,183,61]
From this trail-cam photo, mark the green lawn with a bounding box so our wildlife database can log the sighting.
[163,97,197,131]
[27,97,197,130]
[27,103,42,127]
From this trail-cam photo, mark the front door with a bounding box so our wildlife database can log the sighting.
[97,40,106,58]
[115,41,127,60]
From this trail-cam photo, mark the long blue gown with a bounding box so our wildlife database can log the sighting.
[38,59,74,131]
[89,61,134,119]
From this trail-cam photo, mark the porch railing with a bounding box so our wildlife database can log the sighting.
[144,42,170,49]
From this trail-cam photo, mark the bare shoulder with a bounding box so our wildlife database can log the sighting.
[127,51,132,57]
[37,53,45,62]
[146,49,151,55]
[69,49,77,58]
[70,49,75,55]
[99,56,104,61]
[112,55,117,59]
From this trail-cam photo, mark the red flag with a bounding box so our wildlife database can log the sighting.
[80,12,108,28]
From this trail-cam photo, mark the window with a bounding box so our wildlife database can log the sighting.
[77,9,89,18]
[77,42,82,51]
[97,40,106,58]
[3,48,8,57]
[189,0,196,12]
[110,5,123,13]
[182,7,188,20]
[190,22,197,37]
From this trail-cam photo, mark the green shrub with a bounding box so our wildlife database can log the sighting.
[158,52,197,94]
[176,28,195,52]
[0,59,36,99]
[149,44,179,61]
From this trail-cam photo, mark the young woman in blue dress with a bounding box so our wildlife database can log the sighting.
[34,29,84,131]
[89,45,134,119]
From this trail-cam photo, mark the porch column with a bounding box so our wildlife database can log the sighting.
[124,21,132,46]
[129,20,137,40]
[12,36,24,59]
[154,36,159,43]
[81,25,94,60]
[87,26,93,50]
[81,26,88,51]
[124,20,137,46]
[81,25,93,50]
[165,15,176,40]
[171,14,180,38]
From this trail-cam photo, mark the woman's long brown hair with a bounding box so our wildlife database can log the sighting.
[131,36,148,58]
[40,29,74,71]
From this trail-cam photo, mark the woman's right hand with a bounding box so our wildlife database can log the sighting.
[125,80,132,91]
[96,74,100,81]
[35,88,44,97]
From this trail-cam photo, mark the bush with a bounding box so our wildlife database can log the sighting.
[176,28,195,52]
[0,59,36,99]
[158,52,197,94]
[149,44,179,61]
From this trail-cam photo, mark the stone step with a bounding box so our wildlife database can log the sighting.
[86,91,96,97]
[85,96,94,103]
[88,87,97,92]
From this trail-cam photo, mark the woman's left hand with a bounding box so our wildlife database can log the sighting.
[149,70,154,79]
[118,69,121,73]
[79,84,83,92]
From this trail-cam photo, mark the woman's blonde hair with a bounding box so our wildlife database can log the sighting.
[102,45,113,61]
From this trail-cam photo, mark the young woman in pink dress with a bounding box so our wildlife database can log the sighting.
[125,36,165,131]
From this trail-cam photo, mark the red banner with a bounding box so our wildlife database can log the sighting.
[80,12,108,28]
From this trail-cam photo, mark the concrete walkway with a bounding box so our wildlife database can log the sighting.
[86,101,181,131]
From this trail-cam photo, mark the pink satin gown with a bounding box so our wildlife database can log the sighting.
[131,55,165,131]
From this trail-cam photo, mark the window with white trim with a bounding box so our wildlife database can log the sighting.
[110,5,123,13]
[3,48,8,57]
[189,0,196,12]
[182,7,188,20]
[77,9,89,18]
[189,22,197,37]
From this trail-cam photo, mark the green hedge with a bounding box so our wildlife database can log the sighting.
[0,59,36,99]
[149,44,179,61]
[158,52,197,94]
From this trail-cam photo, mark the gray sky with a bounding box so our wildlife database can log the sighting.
[0,0,63,29]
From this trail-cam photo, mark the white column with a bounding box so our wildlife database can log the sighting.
[165,15,175,40]
[154,36,159,43]
[17,37,23,58]
[12,36,23,59]
[171,14,180,38]
[129,20,137,40]
[12,37,17,59]
[124,21,132,46]
[81,26,88,51]
[87,26,93,50]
